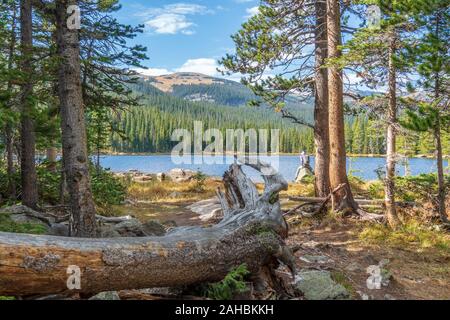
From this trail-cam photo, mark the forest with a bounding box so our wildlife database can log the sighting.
[0,0,449,303]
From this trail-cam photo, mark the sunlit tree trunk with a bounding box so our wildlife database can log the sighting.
[326,0,357,213]
[385,32,401,228]
[314,0,330,197]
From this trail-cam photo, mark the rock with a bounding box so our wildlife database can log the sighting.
[48,223,69,237]
[384,294,396,300]
[142,220,166,236]
[1,204,41,216]
[294,270,349,300]
[294,165,314,183]
[156,173,166,182]
[345,262,361,272]
[132,175,153,183]
[98,224,121,238]
[300,255,333,264]
[302,240,320,249]
[113,219,147,237]
[106,219,167,237]
[89,291,120,300]
[187,198,223,222]
[167,168,196,183]
[357,291,370,300]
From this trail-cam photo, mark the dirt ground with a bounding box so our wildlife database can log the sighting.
[287,220,450,300]
[120,179,449,300]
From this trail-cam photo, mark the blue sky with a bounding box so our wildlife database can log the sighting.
[114,0,260,79]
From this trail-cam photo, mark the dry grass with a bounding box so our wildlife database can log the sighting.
[127,178,222,203]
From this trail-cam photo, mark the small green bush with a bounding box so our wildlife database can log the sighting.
[0,213,47,235]
[206,264,250,300]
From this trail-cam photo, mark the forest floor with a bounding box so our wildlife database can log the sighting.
[117,178,449,300]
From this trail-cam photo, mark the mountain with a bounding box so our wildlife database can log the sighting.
[139,72,258,106]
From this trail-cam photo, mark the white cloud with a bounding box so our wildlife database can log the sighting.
[175,58,220,76]
[146,14,195,35]
[139,3,213,35]
[133,67,171,77]
[245,6,259,18]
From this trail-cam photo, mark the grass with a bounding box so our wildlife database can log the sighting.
[359,219,450,251]
[0,213,47,235]
[331,271,356,298]
[127,178,222,203]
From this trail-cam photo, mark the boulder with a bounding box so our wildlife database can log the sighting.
[156,173,166,182]
[113,219,147,237]
[294,165,314,183]
[89,291,121,300]
[110,219,166,237]
[98,224,121,238]
[294,270,349,300]
[132,175,153,183]
[166,168,196,183]
[48,223,69,237]
[142,220,166,236]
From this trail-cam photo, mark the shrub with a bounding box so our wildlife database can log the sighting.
[206,264,250,300]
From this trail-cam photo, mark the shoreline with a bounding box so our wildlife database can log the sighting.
[95,152,447,160]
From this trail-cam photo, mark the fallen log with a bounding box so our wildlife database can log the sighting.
[0,162,295,296]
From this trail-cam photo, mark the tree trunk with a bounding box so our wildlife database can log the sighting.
[19,0,38,209]
[56,0,97,237]
[326,0,357,213]
[313,0,330,198]
[434,120,448,223]
[385,33,401,228]
[0,162,294,297]
[46,147,58,172]
[5,3,17,201]
[433,13,448,224]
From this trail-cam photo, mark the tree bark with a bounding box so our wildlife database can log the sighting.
[5,3,18,201]
[19,0,39,209]
[313,0,330,198]
[433,13,448,224]
[56,0,97,237]
[0,162,294,297]
[385,33,401,228]
[434,124,448,223]
[326,0,357,213]
[46,147,58,172]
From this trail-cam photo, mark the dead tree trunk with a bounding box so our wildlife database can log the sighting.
[0,162,295,296]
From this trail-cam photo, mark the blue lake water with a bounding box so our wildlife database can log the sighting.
[99,155,448,182]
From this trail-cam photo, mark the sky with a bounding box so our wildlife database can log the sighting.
[114,0,261,80]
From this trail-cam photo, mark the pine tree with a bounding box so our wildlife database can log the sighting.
[400,0,449,223]
[219,0,331,197]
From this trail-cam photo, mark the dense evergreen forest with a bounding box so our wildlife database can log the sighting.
[107,80,450,155]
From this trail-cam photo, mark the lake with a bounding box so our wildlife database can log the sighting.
[99,155,448,182]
